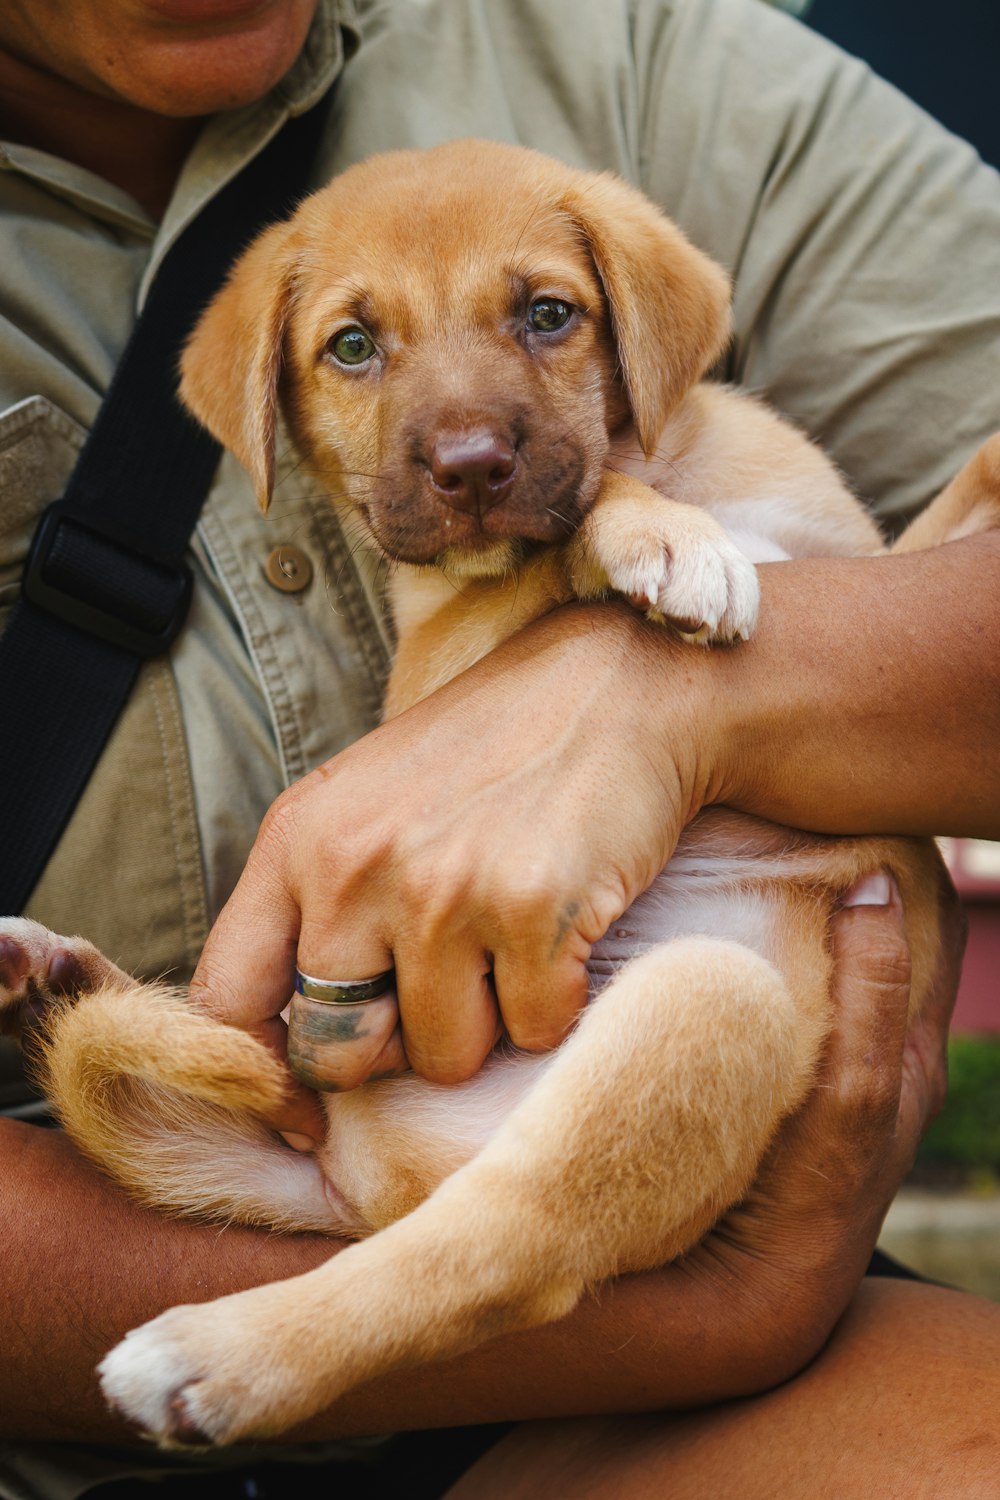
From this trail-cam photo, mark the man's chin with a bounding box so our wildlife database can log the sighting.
[82,0,318,117]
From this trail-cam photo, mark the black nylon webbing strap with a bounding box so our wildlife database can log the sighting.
[0,89,334,915]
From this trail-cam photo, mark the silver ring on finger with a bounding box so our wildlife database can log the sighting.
[293,966,396,1006]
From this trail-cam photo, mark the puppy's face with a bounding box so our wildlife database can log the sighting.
[182,140,732,577]
[285,174,618,572]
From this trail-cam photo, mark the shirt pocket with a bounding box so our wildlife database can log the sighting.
[0,395,87,611]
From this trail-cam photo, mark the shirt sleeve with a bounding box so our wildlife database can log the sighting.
[629,0,1000,528]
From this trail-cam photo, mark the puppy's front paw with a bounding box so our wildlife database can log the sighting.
[617,528,758,639]
[100,1305,253,1449]
[99,1287,326,1448]
[0,917,112,1035]
[573,482,760,643]
[606,522,759,642]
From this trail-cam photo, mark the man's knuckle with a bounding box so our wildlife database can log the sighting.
[188,958,242,1024]
[833,1061,901,1138]
[506,1018,559,1052]
[257,784,306,856]
[409,1047,478,1086]
[863,1077,903,1135]
[852,940,912,997]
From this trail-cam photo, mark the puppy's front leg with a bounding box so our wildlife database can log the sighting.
[569,469,760,642]
[100,936,812,1448]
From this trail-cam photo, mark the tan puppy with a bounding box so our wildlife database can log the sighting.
[2,140,998,1448]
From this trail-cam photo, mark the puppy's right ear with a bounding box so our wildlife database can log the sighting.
[559,172,731,456]
[180,220,299,512]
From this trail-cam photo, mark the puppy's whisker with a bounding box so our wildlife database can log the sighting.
[374,552,396,600]
[507,203,545,271]
[606,443,684,483]
[434,560,467,596]
[272,451,311,491]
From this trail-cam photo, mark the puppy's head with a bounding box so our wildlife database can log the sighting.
[181,140,731,574]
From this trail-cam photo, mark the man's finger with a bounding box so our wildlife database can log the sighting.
[746,873,910,1210]
[495,946,590,1052]
[826,870,912,1128]
[188,828,342,1140]
[397,946,500,1084]
[249,1016,328,1145]
[287,992,406,1092]
[190,840,301,1028]
[898,860,966,1141]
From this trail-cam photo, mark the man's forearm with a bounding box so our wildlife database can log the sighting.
[667,533,1000,838]
[0,1120,335,1442]
[0,1120,841,1443]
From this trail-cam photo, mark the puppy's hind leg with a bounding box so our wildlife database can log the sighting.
[41,982,341,1234]
[893,431,1000,551]
[0,922,338,1234]
[0,916,133,1037]
[99,936,820,1448]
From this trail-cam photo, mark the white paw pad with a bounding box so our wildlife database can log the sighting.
[607,530,760,643]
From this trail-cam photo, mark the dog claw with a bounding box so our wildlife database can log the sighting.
[168,1390,214,1448]
[594,525,759,645]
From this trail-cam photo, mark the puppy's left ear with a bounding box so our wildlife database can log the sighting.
[180,218,301,512]
[562,174,732,455]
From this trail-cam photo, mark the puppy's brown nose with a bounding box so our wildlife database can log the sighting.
[428,431,517,518]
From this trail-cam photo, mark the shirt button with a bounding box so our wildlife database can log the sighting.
[264,545,313,594]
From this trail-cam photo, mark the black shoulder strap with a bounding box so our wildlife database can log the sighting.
[0,90,334,915]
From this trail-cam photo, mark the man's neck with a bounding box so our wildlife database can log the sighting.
[0,45,202,219]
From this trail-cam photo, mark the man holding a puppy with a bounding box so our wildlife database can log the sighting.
[1,0,998,1494]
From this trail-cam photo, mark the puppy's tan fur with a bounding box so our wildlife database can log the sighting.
[3,141,997,1448]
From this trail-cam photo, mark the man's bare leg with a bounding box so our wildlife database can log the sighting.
[448,1280,1000,1499]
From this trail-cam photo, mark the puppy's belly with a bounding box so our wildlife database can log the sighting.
[317,1048,554,1233]
[587,864,781,996]
[318,866,784,1233]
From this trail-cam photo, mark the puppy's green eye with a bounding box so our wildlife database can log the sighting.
[330,327,377,366]
[527,299,572,333]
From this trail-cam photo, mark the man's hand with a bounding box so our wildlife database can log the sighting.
[190,603,699,1138]
[191,530,998,1134]
[667,864,961,1380]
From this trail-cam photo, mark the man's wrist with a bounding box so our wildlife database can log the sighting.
[561,597,738,825]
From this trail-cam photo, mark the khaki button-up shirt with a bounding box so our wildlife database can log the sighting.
[2,0,999,1109]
